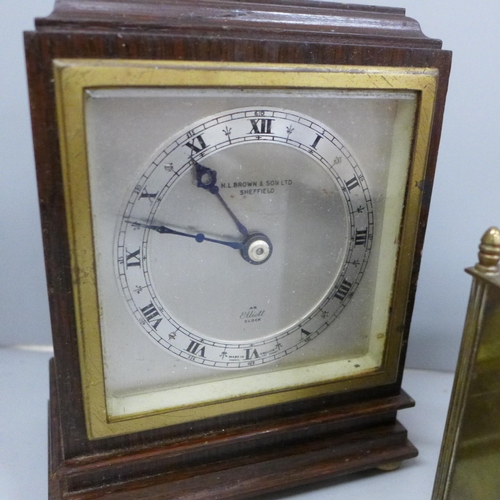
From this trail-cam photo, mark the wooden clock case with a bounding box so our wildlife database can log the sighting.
[24,1,451,498]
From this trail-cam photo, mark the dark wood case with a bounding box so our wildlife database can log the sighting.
[24,1,451,498]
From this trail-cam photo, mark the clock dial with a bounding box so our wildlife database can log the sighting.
[116,108,373,368]
[81,80,420,422]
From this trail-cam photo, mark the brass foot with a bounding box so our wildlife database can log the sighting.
[377,461,403,472]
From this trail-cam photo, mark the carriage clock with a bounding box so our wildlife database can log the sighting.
[24,1,451,498]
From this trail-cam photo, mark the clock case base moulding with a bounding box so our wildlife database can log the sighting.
[24,0,451,498]
[48,360,417,500]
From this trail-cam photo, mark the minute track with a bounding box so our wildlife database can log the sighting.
[117,106,373,368]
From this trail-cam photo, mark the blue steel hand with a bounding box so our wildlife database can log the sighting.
[194,161,249,237]
[128,221,243,250]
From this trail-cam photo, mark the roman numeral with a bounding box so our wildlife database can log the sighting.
[184,134,208,154]
[310,134,322,149]
[248,119,273,135]
[186,341,206,358]
[245,348,260,360]
[139,188,158,200]
[334,279,352,300]
[126,248,141,268]
[355,229,367,246]
[344,176,360,192]
[301,328,314,342]
[140,302,162,329]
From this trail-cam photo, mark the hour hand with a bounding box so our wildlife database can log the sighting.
[194,161,249,237]
[127,221,243,250]
[195,162,219,195]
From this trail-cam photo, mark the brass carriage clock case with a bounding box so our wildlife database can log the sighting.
[24,1,451,498]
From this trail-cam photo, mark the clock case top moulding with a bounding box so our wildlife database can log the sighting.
[38,0,440,47]
[25,1,451,499]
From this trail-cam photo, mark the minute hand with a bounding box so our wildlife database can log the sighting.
[195,161,249,237]
[128,221,243,250]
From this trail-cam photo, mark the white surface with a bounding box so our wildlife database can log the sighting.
[0,346,454,500]
[0,347,53,500]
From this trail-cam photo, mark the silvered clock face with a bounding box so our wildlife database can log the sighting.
[116,107,373,368]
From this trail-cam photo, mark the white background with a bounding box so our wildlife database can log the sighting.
[1,1,500,370]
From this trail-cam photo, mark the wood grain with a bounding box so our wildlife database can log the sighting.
[26,1,451,497]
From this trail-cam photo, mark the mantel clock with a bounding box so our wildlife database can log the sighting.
[24,1,451,498]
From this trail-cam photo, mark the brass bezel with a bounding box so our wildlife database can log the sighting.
[53,59,438,439]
